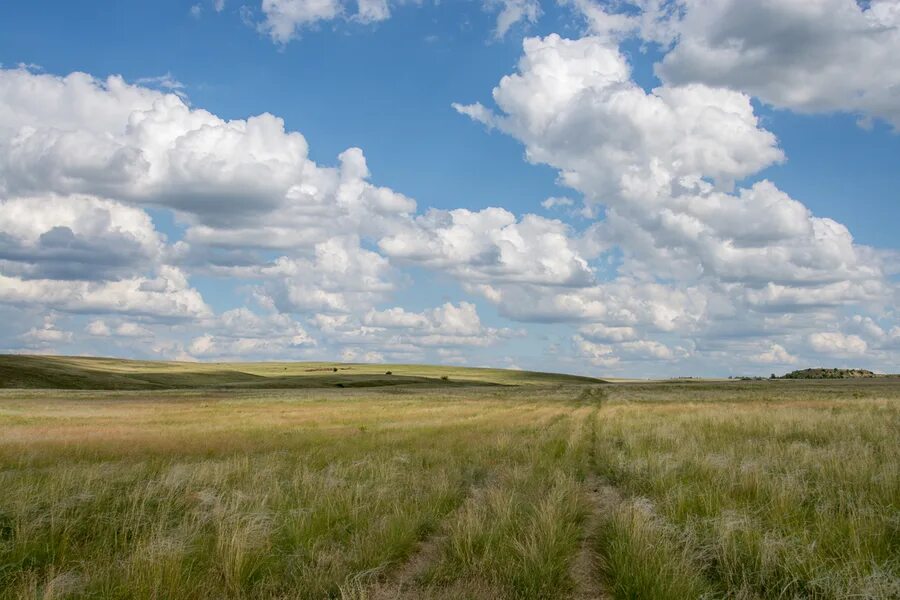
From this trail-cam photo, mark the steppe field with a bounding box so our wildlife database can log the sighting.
[0,355,898,600]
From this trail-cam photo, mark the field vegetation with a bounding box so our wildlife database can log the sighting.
[0,356,897,599]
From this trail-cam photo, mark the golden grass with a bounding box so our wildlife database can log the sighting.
[0,355,605,390]
[0,379,897,598]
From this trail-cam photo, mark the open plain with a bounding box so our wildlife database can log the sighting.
[0,356,898,599]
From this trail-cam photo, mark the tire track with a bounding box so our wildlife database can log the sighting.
[347,474,495,600]
[566,406,617,599]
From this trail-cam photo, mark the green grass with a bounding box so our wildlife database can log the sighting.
[0,354,606,390]
[0,358,897,599]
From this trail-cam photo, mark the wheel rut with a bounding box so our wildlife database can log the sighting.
[350,475,495,600]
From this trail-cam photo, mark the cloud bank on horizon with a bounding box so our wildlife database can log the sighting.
[1,0,899,376]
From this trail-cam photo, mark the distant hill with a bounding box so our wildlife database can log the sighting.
[780,368,876,380]
[0,354,606,390]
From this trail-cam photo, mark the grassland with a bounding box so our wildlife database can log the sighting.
[0,355,603,390]
[0,356,897,599]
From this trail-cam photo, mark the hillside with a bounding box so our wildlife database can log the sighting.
[0,354,605,390]
[781,368,876,379]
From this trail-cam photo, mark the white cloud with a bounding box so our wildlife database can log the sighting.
[134,73,185,93]
[306,301,515,361]
[570,0,900,129]
[363,306,429,329]
[540,196,575,210]
[188,307,314,359]
[340,348,385,363]
[809,332,868,356]
[0,195,164,281]
[574,332,682,367]
[749,343,798,365]
[445,30,899,372]
[0,267,210,320]
[455,35,783,198]
[259,236,397,314]
[85,319,152,338]
[356,0,391,23]
[0,66,419,323]
[363,301,514,348]
[253,0,542,44]
[1,43,896,375]
[453,33,891,324]
[619,339,677,360]
[578,323,637,343]
[259,0,343,42]
[0,67,415,242]
[846,315,888,344]
[20,316,72,347]
[573,335,618,367]
[380,207,594,286]
[86,320,111,337]
[490,0,541,38]
[115,322,153,338]
[257,0,425,41]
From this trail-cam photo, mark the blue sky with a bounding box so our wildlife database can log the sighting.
[1,0,898,376]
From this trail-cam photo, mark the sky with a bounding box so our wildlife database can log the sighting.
[0,0,898,377]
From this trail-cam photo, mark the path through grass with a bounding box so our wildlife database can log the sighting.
[0,379,897,598]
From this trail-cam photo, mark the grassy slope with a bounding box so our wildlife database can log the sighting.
[0,354,605,390]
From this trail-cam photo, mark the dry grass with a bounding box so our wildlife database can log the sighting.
[0,378,897,599]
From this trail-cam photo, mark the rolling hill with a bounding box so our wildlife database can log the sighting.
[0,354,606,390]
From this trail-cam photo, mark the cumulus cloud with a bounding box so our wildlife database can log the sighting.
[445,31,899,372]
[0,195,164,281]
[85,320,111,337]
[0,67,416,243]
[301,301,515,364]
[364,301,514,348]
[1,28,897,375]
[0,267,210,320]
[455,35,784,194]
[258,236,397,314]
[568,0,900,129]
[749,343,798,365]
[578,323,638,343]
[453,33,891,323]
[340,348,385,363]
[187,307,314,359]
[574,334,681,368]
[86,320,153,338]
[20,316,73,349]
[809,332,868,356]
[0,66,418,324]
[380,207,593,286]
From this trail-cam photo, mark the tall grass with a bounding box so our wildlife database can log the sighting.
[592,394,900,599]
[0,380,897,598]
